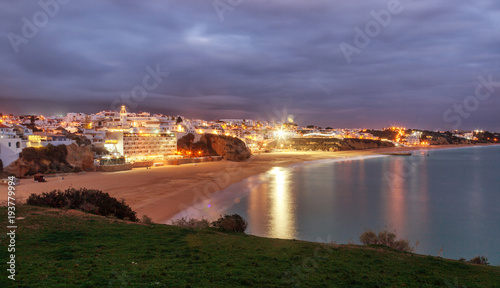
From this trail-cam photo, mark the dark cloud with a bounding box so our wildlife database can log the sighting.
[1,0,499,131]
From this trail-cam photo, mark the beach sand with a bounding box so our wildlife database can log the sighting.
[1,144,493,223]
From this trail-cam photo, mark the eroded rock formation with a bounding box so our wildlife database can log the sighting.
[200,134,252,161]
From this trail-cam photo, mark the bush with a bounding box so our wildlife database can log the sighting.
[21,144,73,175]
[27,188,137,222]
[91,145,109,156]
[21,147,44,162]
[467,256,489,265]
[359,229,378,245]
[50,162,61,170]
[212,214,248,232]
[61,164,73,173]
[38,163,49,174]
[170,214,248,232]
[359,228,414,252]
[21,144,68,164]
[141,215,153,225]
[171,217,210,228]
[26,167,38,176]
[46,144,68,164]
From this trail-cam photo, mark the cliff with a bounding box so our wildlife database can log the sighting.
[200,134,252,161]
[5,144,95,177]
[66,143,95,171]
[268,138,394,152]
[340,138,395,150]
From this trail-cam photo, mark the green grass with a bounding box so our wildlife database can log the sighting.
[1,206,499,287]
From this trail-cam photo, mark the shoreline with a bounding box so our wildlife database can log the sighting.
[2,143,497,223]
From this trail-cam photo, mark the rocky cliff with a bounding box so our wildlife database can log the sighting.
[66,144,95,171]
[340,138,395,150]
[268,138,394,152]
[5,144,95,177]
[200,134,252,161]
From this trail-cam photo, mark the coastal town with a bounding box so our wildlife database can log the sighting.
[3,1,500,286]
[1,106,498,172]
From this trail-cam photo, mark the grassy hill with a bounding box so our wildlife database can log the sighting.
[1,206,499,287]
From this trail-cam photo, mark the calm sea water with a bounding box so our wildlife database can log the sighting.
[174,145,500,264]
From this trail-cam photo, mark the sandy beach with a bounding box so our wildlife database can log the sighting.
[1,144,495,223]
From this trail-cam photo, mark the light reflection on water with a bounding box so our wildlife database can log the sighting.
[269,167,296,239]
[173,146,500,264]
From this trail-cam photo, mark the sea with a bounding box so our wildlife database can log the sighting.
[172,145,500,265]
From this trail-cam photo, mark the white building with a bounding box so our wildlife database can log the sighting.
[0,124,15,136]
[0,137,25,168]
[406,132,422,146]
[105,130,177,162]
[64,113,87,124]
[27,133,75,147]
[102,107,178,161]
[83,129,106,147]
[219,119,256,127]
[0,124,25,167]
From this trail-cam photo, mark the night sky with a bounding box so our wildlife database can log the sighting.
[1,0,499,131]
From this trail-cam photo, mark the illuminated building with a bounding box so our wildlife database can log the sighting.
[122,132,177,161]
[105,130,177,162]
[0,124,25,167]
[101,106,178,161]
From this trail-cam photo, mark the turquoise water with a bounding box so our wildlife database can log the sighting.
[177,145,500,264]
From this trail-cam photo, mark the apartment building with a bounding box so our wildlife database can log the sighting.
[122,132,177,161]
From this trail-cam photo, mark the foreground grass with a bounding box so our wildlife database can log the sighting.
[1,206,499,287]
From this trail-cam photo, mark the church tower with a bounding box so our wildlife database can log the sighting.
[120,105,127,126]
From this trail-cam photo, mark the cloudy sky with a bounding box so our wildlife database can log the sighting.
[1,0,499,130]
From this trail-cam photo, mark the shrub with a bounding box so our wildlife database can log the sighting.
[75,137,91,147]
[467,256,489,265]
[21,147,44,162]
[61,164,73,173]
[391,239,414,253]
[27,188,137,222]
[359,228,414,252]
[26,167,38,176]
[38,164,49,174]
[377,230,397,247]
[21,144,68,164]
[46,144,68,164]
[91,145,109,156]
[211,214,248,232]
[171,217,210,228]
[50,162,61,170]
[359,229,378,245]
[141,215,153,225]
[21,144,73,175]
[79,202,99,214]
